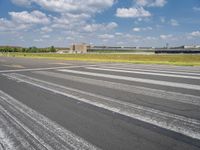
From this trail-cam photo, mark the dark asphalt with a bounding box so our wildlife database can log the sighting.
[0,56,200,150]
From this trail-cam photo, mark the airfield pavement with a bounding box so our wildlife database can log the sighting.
[0,56,200,150]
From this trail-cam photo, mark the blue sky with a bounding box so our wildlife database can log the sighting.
[0,0,200,47]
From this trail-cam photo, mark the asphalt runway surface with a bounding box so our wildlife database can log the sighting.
[0,56,200,150]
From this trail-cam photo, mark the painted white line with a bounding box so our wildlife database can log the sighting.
[58,69,200,91]
[0,105,53,150]
[0,64,97,73]
[4,73,200,140]
[48,63,72,65]
[34,71,200,106]
[2,64,25,68]
[89,66,200,76]
[86,67,200,80]
[0,90,100,150]
[106,63,200,73]
[0,111,40,150]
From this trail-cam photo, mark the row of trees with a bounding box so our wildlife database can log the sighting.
[0,46,56,53]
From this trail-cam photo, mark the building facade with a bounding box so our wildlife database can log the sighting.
[70,43,89,53]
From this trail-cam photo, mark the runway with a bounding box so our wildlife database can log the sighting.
[0,56,200,150]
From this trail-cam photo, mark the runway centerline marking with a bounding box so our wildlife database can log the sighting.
[2,64,25,68]
[3,73,200,140]
[86,66,200,78]
[0,90,100,150]
[34,70,200,106]
[0,64,97,73]
[105,64,200,73]
[58,69,200,91]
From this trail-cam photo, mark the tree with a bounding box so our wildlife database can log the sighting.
[50,46,56,52]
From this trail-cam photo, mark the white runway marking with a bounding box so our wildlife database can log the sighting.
[34,71,200,106]
[48,63,72,65]
[99,65,200,76]
[106,63,200,73]
[0,105,52,150]
[86,67,200,79]
[0,64,96,73]
[0,90,100,150]
[4,73,200,140]
[58,69,200,91]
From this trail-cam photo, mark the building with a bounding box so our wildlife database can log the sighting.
[183,45,200,49]
[155,49,200,54]
[70,43,89,53]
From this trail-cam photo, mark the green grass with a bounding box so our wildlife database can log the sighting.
[1,52,200,66]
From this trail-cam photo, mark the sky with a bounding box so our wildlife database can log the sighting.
[0,0,200,47]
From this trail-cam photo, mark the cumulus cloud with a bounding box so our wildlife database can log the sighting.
[160,17,165,23]
[135,0,167,7]
[133,26,152,32]
[83,22,118,32]
[98,34,114,39]
[34,38,43,42]
[0,18,15,31]
[0,17,30,32]
[133,27,141,32]
[42,35,50,38]
[190,31,200,37]
[11,0,115,14]
[106,22,118,29]
[116,7,151,18]
[170,19,179,26]
[41,27,53,33]
[0,10,50,32]
[51,13,91,29]
[9,10,50,24]
[160,34,173,39]
[193,7,200,11]
[53,13,90,25]
[116,0,166,19]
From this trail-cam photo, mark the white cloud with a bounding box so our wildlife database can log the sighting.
[106,22,118,29]
[83,24,102,32]
[145,36,156,40]
[41,27,52,33]
[133,26,152,32]
[34,38,43,42]
[193,7,200,11]
[0,18,30,31]
[9,10,50,24]
[160,34,173,39]
[170,19,179,26]
[0,18,14,31]
[60,13,90,22]
[135,0,167,7]
[52,13,90,29]
[0,10,50,32]
[11,0,115,13]
[116,7,151,18]
[133,27,141,32]
[160,17,165,23]
[142,26,153,31]
[115,32,123,36]
[98,34,114,39]
[42,35,50,38]
[83,22,118,32]
[190,31,200,37]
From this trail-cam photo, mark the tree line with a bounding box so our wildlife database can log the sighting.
[0,46,56,53]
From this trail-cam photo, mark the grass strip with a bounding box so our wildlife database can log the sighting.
[1,52,200,66]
